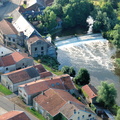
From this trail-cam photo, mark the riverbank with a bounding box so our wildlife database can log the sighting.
[55,33,120,106]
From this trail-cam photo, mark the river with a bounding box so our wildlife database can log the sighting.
[55,33,120,105]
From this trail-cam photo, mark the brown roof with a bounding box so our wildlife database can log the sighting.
[11,52,31,62]
[60,101,95,119]
[57,74,75,90]
[27,35,47,44]
[0,110,30,120]
[40,71,53,78]
[0,55,15,67]
[82,84,98,99]
[44,0,54,6]
[4,66,40,84]
[34,88,83,116]
[0,20,18,35]
[19,77,65,95]
[34,64,46,73]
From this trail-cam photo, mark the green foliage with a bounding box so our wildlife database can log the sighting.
[90,104,96,112]
[74,68,90,85]
[92,3,118,32]
[26,107,46,120]
[116,109,120,120]
[61,66,76,77]
[0,84,12,95]
[97,81,117,108]
[116,58,120,67]
[36,55,60,70]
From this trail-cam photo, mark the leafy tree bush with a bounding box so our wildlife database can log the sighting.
[97,81,117,108]
[74,68,90,85]
[61,66,76,77]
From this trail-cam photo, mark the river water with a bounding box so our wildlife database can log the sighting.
[55,33,120,105]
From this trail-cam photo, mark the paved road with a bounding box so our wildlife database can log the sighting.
[0,95,39,120]
[0,0,22,20]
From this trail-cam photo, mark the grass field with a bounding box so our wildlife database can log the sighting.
[0,84,12,95]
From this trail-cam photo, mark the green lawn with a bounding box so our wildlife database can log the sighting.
[26,107,46,120]
[0,84,12,95]
[42,64,63,76]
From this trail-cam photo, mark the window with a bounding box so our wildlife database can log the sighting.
[35,47,37,51]
[51,84,54,87]
[13,39,15,42]
[78,112,80,114]
[78,117,80,120]
[41,51,44,55]
[9,37,11,40]
[74,109,76,114]
[56,83,60,86]
[88,114,91,117]
[6,68,8,70]
[82,115,84,118]
[24,94,26,97]
[41,46,44,50]
[1,51,3,54]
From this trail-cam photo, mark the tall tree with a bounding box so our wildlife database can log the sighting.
[97,81,117,108]
[74,68,90,85]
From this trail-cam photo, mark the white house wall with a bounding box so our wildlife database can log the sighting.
[69,109,96,120]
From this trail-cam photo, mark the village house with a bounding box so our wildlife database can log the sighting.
[1,66,40,92]
[0,44,13,57]
[11,10,57,58]
[26,35,56,57]
[0,110,31,120]
[0,19,24,45]
[1,64,53,92]
[33,88,97,120]
[82,84,98,104]
[18,74,74,105]
[0,51,33,74]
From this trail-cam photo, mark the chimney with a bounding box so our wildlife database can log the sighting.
[50,78,53,80]
[41,91,44,95]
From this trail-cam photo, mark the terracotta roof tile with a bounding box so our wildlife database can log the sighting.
[40,71,53,78]
[0,110,30,120]
[60,74,75,90]
[34,88,83,116]
[27,35,46,44]
[0,20,18,35]
[0,55,15,67]
[11,52,31,62]
[34,64,46,73]
[82,84,98,99]
[19,77,65,95]
[3,66,39,84]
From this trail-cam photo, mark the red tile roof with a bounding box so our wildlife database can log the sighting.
[19,74,75,95]
[34,64,46,73]
[82,84,98,99]
[0,55,15,67]
[27,35,47,44]
[19,77,65,95]
[40,71,53,78]
[4,66,39,84]
[60,74,75,90]
[11,52,31,62]
[0,110,30,120]
[0,20,18,35]
[34,88,83,116]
